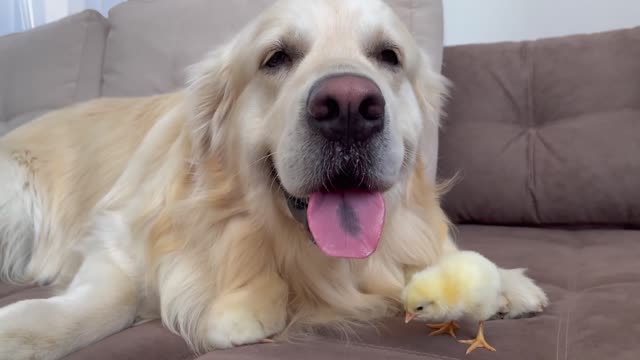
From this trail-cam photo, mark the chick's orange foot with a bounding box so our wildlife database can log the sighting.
[458,321,496,355]
[427,321,461,338]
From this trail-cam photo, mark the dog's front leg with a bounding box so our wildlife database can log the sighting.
[205,272,288,349]
[0,251,137,360]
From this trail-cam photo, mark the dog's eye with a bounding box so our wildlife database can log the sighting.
[415,306,424,311]
[264,50,292,69]
[378,49,400,67]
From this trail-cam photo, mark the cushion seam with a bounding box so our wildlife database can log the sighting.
[73,16,92,103]
[169,6,185,91]
[563,242,577,360]
[577,280,640,292]
[97,16,111,97]
[409,0,415,34]
[1,46,7,121]
[524,41,542,224]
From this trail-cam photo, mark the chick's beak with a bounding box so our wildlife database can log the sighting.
[404,312,416,324]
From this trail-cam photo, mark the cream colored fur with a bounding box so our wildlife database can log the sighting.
[0,1,547,359]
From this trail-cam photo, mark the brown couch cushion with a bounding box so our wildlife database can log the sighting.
[0,10,109,135]
[192,226,638,360]
[64,321,193,360]
[438,27,640,226]
[5,226,638,360]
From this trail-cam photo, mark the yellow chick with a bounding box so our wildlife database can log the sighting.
[402,251,502,355]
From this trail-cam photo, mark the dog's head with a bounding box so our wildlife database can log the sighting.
[187,0,448,259]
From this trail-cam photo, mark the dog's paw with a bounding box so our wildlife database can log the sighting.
[204,275,288,349]
[498,268,549,319]
[0,331,51,360]
[206,307,274,349]
[0,306,59,360]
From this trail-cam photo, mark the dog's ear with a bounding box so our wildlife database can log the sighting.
[410,49,450,180]
[186,44,237,160]
[412,49,450,128]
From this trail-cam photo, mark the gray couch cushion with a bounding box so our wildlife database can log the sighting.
[102,0,273,97]
[438,27,640,226]
[101,0,444,97]
[0,10,109,135]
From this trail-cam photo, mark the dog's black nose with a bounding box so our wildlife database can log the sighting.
[307,74,385,142]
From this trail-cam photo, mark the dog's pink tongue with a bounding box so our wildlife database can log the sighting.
[307,191,385,259]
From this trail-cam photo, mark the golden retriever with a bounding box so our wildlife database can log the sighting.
[0,0,548,358]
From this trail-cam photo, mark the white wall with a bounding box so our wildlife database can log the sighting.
[443,0,640,45]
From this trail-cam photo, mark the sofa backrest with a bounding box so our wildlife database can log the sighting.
[0,10,109,135]
[101,0,444,97]
[438,27,640,227]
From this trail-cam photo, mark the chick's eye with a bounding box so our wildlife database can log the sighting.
[379,49,400,67]
[264,50,291,69]
[415,306,424,311]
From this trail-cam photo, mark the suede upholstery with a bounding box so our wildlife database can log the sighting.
[101,0,444,97]
[1,1,639,360]
[0,10,109,135]
[1,225,638,360]
[438,27,640,226]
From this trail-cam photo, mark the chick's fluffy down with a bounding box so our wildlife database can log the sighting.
[404,251,502,322]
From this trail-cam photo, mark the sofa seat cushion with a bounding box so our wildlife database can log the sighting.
[192,226,640,360]
[0,10,109,135]
[438,27,640,226]
[3,225,638,359]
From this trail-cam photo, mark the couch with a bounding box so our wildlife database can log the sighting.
[1,1,639,359]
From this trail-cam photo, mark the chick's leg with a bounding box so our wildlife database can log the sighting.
[458,321,496,355]
[426,321,460,338]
